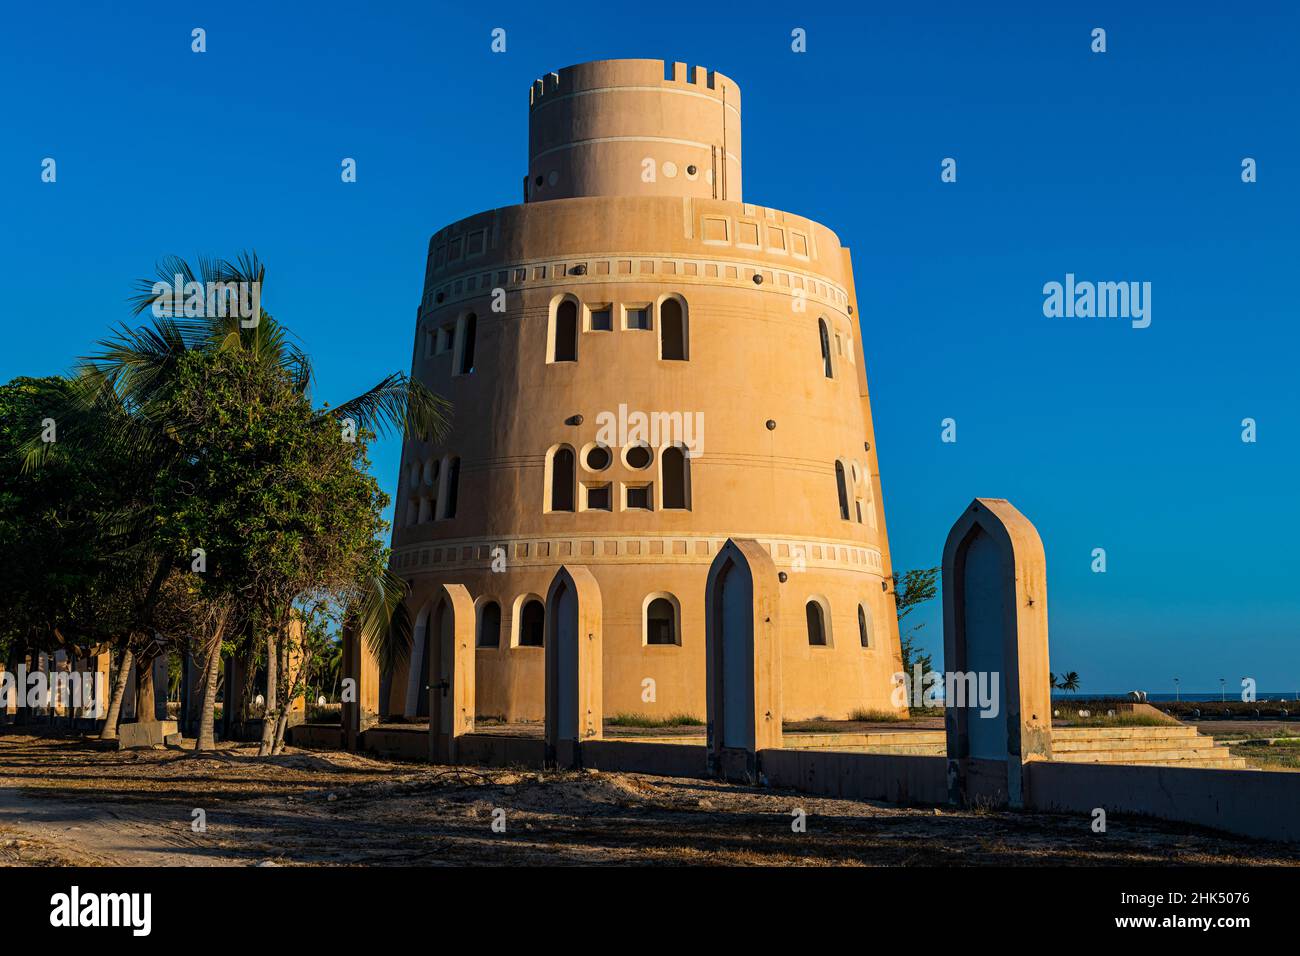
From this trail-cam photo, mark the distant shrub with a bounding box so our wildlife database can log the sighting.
[607,712,703,728]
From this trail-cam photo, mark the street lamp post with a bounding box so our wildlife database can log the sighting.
[1174,677,1180,702]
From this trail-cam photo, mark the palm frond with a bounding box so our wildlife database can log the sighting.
[327,374,452,443]
[352,568,411,672]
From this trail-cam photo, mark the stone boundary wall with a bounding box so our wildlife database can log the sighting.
[760,750,948,805]
[582,740,707,778]
[1023,760,1300,844]
[286,724,1299,844]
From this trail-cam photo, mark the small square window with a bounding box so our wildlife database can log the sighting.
[589,306,612,331]
[438,327,454,353]
[625,484,653,511]
[625,306,651,331]
[583,483,612,511]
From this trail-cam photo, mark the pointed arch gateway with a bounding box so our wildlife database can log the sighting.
[402,602,434,720]
[704,538,783,783]
[425,583,477,764]
[941,498,1052,809]
[544,566,603,768]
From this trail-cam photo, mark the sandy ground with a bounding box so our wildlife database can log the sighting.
[2,732,1298,867]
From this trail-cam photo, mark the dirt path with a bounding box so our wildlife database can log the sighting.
[2,732,1298,867]
[0,789,221,866]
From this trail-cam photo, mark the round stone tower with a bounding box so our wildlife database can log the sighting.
[386,59,904,723]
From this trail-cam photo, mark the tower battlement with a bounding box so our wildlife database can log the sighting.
[525,58,742,203]
[528,59,737,108]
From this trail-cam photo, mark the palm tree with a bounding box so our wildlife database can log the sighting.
[33,252,448,749]
[1058,671,1081,696]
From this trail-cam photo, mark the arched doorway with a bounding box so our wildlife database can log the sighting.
[424,598,453,727]
[403,603,432,720]
[551,581,578,741]
[941,498,1053,808]
[958,527,1008,760]
[544,566,603,768]
[718,560,754,750]
[427,584,477,763]
[704,539,783,782]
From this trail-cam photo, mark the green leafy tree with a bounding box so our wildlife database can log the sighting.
[21,252,449,749]
[0,376,156,730]
[890,567,941,697]
[150,347,392,752]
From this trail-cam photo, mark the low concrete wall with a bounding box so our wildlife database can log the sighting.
[288,724,1297,845]
[1025,760,1300,843]
[760,749,949,805]
[287,724,343,749]
[359,727,429,761]
[583,740,708,778]
[456,734,547,768]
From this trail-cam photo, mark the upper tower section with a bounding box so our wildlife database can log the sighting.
[526,59,742,204]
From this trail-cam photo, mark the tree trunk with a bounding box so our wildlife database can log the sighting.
[239,646,258,726]
[194,630,224,752]
[100,645,134,740]
[12,644,29,725]
[271,636,306,755]
[257,627,279,757]
[1,655,14,725]
[136,651,156,722]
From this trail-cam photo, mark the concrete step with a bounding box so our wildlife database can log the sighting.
[785,731,946,749]
[1054,746,1239,764]
[1050,735,1217,753]
[1051,725,1197,740]
[1056,754,1248,770]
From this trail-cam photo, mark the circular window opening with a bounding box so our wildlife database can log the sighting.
[534,175,544,186]
[624,444,653,470]
[584,444,612,471]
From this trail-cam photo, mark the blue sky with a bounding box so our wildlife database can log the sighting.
[3,1,1296,694]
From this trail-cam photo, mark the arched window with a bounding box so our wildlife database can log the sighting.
[551,299,578,362]
[519,598,545,647]
[858,604,872,648]
[549,446,575,512]
[661,445,690,509]
[835,461,850,520]
[660,297,687,360]
[806,599,830,646]
[818,318,833,378]
[442,457,460,518]
[478,600,501,648]
[645,596,679,646]
[457,313,477,374]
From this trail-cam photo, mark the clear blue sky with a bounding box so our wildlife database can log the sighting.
[3,1,1296,694]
